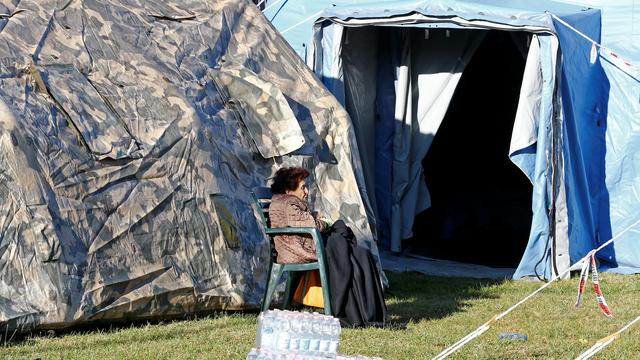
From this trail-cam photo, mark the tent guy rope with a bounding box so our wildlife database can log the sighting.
[280,11,324,34]
[263,0,287,12]
[575,315,640,360]
[432,215,640,359]
[548,12,640,78]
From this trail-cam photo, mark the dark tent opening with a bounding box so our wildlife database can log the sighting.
[340,27,534,268]
[408,30,532,267]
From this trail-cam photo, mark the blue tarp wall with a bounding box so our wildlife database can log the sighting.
[567,0,640,274]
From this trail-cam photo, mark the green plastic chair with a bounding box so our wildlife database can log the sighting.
[250,187,332,315]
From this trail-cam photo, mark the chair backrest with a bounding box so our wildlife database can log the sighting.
[251,187,279,262]
[251,186,272,230]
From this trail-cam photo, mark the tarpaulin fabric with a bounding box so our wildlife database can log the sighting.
[559,0,640,275]
[552,11,606,276]
[598,60,640,274]
[372,30,398,250]
[389,29,484,252]
[510,33,563,280]
[509,35,543,164]
[0,0,377,331]
[341,27,380,240]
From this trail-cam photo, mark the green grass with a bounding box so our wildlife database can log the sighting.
[2,272,640,359]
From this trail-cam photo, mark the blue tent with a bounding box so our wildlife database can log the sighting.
[263,0,640,280]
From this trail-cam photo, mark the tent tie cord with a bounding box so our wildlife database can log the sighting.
[259,0,322,34]
[548,12,640,78]
[280,11,324,35]
[574,251,612,317]
[263,0,286,12]
[432,214,640,360]
[575,315,640,360]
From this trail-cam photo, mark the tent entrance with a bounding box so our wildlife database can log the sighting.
[409,30,532,268]
[341,28,533,267]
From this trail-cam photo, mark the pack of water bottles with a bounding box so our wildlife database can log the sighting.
[246,348,333,360]
[250,310,341,359]
[246,349,383,360]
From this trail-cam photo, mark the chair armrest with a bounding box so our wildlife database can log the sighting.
[265,227,319,236]
[265,227,325,249]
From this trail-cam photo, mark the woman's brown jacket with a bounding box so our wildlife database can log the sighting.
[268,193,327,263]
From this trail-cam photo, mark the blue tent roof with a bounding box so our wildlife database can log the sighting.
[265,0,592,58]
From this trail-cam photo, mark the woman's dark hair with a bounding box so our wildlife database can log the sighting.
[271,167,310,194]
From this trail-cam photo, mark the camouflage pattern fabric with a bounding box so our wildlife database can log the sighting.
[0,0,378,331]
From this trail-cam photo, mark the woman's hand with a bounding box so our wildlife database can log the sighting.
[312,210,323,220]
[313,211,333,228]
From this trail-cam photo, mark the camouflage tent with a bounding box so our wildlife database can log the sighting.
[0,0,376,331]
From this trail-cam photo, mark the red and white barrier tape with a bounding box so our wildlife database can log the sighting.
[575,251,612,317]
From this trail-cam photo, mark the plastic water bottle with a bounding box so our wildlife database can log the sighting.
[309,315,322,354]
[299,314,312,353]
[247,348,259,360]
[498,332,528,341]
[289,313,301,351]
[256,313,264,348]
[318,317,332,356]
[276,314,291,351]
[261,312,276,350]
[256,349,268,360]
[328,318,341,354]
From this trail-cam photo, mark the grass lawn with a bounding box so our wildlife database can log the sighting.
[2,271,640,359]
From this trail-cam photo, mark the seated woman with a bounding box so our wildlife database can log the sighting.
[268,167,328,264]
[268,166,387,327]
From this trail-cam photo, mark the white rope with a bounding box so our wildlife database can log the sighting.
[548,13,597,45]
[548,12,640,76]
[575,315,640,360]
[576,336,617,360]
[280,10,323,35]
[256,0,267,9]
[432,320,494,359]
[432,215,640,359]
[617,316,640,336]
